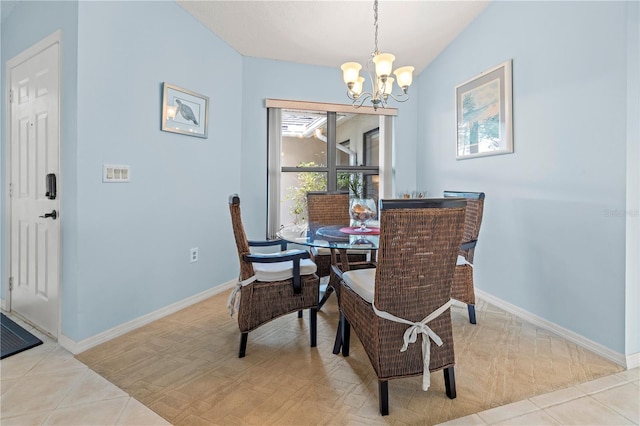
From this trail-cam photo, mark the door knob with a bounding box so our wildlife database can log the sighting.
[39,210,58,220]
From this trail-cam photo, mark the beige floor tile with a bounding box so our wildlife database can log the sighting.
[1,377,20,396]
[58,369,128,408]
[529,386,586,408]
[574,374,628,394]
[43,396,129,425]
[0,368,87,419]
[27,346,88,377]
[616,367,640,382]
[115,398,172,425]
[590,382,640,423]
[544,395,635,425]
[476,400,539,424]
[437,413,488,425]
[0,410,52,425]
[493,410,561,425]
[0,341,58,380]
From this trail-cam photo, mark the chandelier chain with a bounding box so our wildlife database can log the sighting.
[373,0,379,55]
[340,0,413,110]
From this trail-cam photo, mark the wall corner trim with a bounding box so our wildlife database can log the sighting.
[626,352,640,370]
[475,289,627,368]
[58,280,237,355]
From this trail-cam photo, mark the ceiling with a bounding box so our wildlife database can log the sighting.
[177,0,490,75]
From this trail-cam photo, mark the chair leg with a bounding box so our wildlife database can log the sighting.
[444,367,456,399]
[332,316,342,355]
[309,308,317,347]
[379,380,389,416]
[467,304,476,324]
[298,310,303,318]
[341,315,350,357]
[317,285,334,310]
[239,332,248,358]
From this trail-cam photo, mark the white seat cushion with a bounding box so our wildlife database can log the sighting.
[342,268,376,303]
[252,250,317,282]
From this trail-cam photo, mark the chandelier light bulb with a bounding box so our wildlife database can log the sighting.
[372,53,395,78]
[341,62,362,84]
[380,77,394,96]
[394,66,415,90]
[352,76,365,96]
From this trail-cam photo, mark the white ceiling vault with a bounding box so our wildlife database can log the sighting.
[177,0,490,75]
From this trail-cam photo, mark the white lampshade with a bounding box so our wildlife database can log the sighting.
[381,77,394,95]
[341,62,362,84]
[351,76,365,96]
[394,66,414,88]
[372,53,395,77]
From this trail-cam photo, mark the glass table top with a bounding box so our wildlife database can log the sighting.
[278,222,380,250]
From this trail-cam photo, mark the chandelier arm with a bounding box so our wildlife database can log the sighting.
[352,93,373,109]
[385,92,411,103]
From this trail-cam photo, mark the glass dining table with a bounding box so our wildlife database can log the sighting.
[278,222,380,253]
[278,221,379,354]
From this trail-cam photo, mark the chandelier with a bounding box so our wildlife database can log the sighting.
[340,0,414,110]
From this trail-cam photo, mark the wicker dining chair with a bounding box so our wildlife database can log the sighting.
[338,198,466,415]
[306,192,370,309]
[227,194,320,358]
[443,191,485,324]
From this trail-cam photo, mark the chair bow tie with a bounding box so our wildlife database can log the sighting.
[373,300,452,391]
[227,275,257,317]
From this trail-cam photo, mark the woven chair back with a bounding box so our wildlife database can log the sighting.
[443,191,485,263]
[374,198,467,320]
[228,194,255,281]
[307,192,350,224]
[307,192,350,235]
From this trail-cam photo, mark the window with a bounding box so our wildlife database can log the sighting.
[266,100,396,238]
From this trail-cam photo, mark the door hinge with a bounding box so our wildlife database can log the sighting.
[9,182,12,198]
[9,89,13,104]
[9,277,13,291]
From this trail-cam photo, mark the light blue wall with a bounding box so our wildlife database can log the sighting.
[1,1,243,341]
[72,1,243,340]
[239,57,418,238]
[416,1,632,353]
[626,1,640,357]
[0,1,80,330]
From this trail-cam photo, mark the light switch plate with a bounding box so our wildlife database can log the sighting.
[103,165,130,182]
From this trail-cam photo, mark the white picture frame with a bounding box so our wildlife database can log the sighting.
[161,83,209,139]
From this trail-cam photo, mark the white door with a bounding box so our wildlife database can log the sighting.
[8,32,61,338]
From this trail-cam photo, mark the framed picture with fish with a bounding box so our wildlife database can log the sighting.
[161,83,209,138]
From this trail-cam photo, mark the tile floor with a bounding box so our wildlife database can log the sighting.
[1,313,638,426]
[1,315,169,425]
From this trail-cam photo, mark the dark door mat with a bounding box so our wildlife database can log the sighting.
[1,313,43,359]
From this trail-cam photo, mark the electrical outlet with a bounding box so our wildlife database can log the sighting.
[190,247,199,263]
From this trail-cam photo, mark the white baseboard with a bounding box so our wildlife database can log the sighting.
[59,280,236,355]
[626,352,640,369]
[475,289,628,368]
